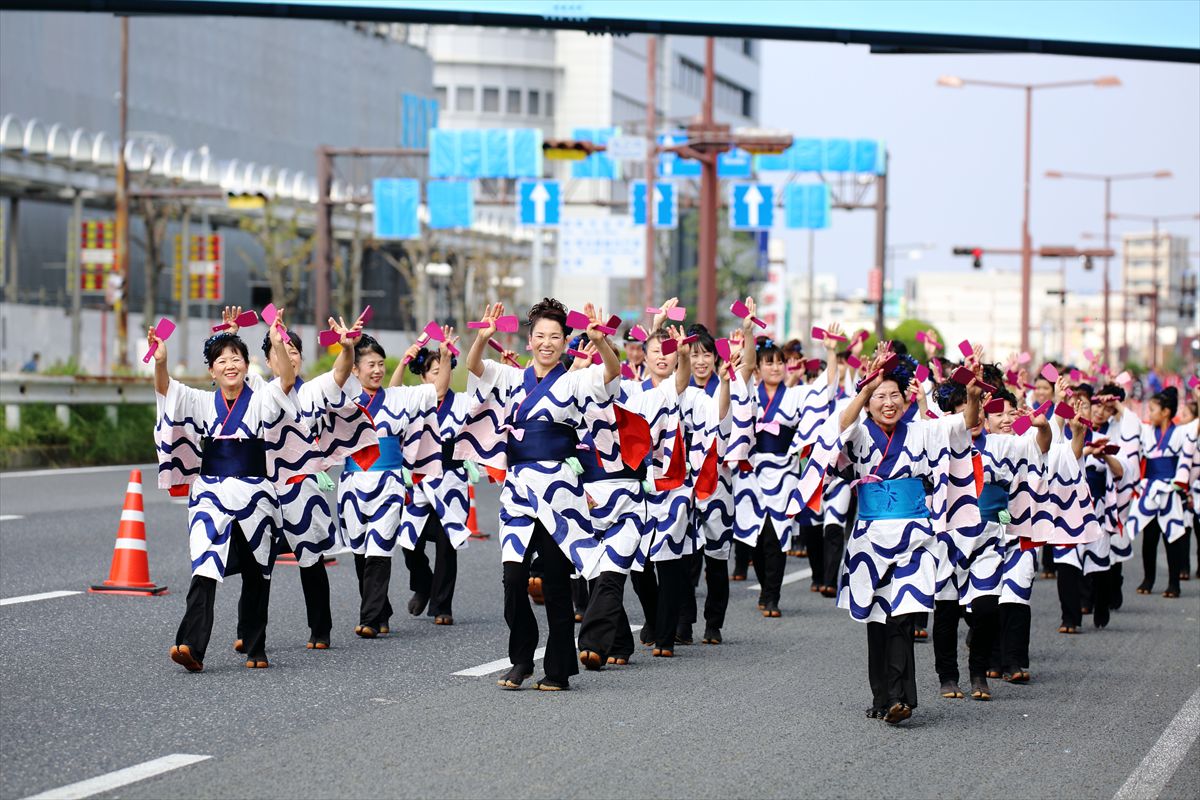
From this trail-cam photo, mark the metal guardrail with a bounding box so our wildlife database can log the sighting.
[0,373,161,405]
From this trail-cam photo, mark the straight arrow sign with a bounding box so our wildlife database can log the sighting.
[744,184,763,228]
[530,182,550,224]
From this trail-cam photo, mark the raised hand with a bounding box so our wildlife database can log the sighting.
[440,325,459,356]
[268,307,287,344]
[650,297,679,333]
[402,343,422,366]
[147,326,167,363]
[477,302,504,340]
[821,321,844,354]
[741,297,758,334]
[583,302,607,344]
[222,305,244,334]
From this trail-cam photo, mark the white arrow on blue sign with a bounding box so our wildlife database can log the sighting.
[517,180,561,227]
[729,183,774,231]
[630,181,677,229]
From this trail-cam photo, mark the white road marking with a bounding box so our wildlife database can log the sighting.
[21,753,212,800]
[0,590,82,607]
[1112,686,1200,800]
[747,567,813,592]
[454,625,644,677]
[0,514,25,522]
[1,463,149,479]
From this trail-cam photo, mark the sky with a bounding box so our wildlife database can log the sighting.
[759,40,1200,295]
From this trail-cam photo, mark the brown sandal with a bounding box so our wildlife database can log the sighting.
[169,644,203,673]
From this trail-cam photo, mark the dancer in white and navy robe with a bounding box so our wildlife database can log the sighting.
[236,312,377,651]
[791,345,982,724]
[734,326,840,618]
[152,322,301,672]
[1129,387,1193,598]
[394,340,470,626]
[337,335,442,638]
[1094,383,1141,607]
[458,299,620,691]
[932,382,1049,700]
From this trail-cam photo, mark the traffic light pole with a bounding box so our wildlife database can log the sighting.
[873,155,888,341]
[697,36,718,332]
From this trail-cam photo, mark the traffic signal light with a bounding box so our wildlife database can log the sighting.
[953,246,983,269]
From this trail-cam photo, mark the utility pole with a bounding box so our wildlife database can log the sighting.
[643,34,657,311]
[178,207,191,372]
[873,152,889,340]
[696,36,718,331]
[114,16,130,367]
[69,192,82,366]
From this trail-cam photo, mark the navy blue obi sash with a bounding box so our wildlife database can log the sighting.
[343,436,403,473]
[752,425,798,456]
[200,438,267,478]
[1085,465,1108,504]
[1145,456,1178,483]
[857,477,930,521]
[978,482,1008,522]
[506,421,579,466]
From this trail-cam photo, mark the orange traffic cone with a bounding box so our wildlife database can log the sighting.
[467,484,489,540]
[89,469,168,596]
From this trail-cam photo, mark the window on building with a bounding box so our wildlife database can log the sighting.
[742,38,754,57]
[528,89,540,116]
[545,90,554,117]
[506,88,521,114]
[434,85,447,110]
[674,57,703,97]
[455,86,475,112]
[482,86,500,112]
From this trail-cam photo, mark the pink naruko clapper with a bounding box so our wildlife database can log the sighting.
[143,318,176,363]
[729,299,766,329]
[984,398,1006,414]
[977,380,998,394]
[1055,404,1075,421]
[1078,416,1093,429]
[855,369,881,392]
[1006,370,1019,385]
[714,338,732,361]
[1083,349,1095,362]
[787,364,804,372]
[211,310,259,333]
[605,314,622,330]
[621,363,635,380]
[915,331,927,343]
[806,358,821,372]
[1069,368,1081,383]
[1017,352,1032,364]
[925,410,940,420]
[566,310,592,330]
[423,321,445,342]
[318,329,341,348]
[646,305,687,322]
[680,334,699,346]
[1011,415,1032,435]
[661,338,678,356]
[630,325,649,343]
[261,304,291,344]
[847,355,863,370]
[951,366,975,386]
[958,340,973,357]
[566,348,590,360]
[1041,363,1059,382]
[1188,375,1199,390]
[914,364,930,382]
[1034,400,1053,418]
[853,329,870,345]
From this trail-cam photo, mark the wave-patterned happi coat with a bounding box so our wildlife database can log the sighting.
[1185,420,1200,525]
[155,378,302,581]
[1055,435,1123,573]
[621,378,694,564]
[398,390,473,552]
[454,360,616,575]
[734,379,835,550]
[1126,422,1194,545]
[937,432,1045,606]
[690,374,753,560]
[795,412,981,624]
[1028,434,1102,549]
[998,540,1038,605]
[247,372,378,566]
[337,384,438,557]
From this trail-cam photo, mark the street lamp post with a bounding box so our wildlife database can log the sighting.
[938,74,1120,354]
[1044,169,1172,364]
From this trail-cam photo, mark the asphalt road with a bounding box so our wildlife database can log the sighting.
[1,464,1197,800]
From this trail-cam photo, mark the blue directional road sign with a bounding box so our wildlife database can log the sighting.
[373,177,420,239]
[657,131,700,179]
[517,180,561,227]
[729,183,774,231]
[427,180,473,229]
[784,184,831,229]
[630,181,677,229]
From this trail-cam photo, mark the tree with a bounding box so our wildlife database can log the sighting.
[331,204,367,322]
[130,190,179,325]
[860,318,945,359]
[237,201,314,310]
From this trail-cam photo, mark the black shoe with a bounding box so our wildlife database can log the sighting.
[408,592,429,616]
[701,626,722,645]
[497,665,533,690]
[866,707,887,719]
[533,676,570,691]
[675,626,694,645]
[639,628,656,646]
[940,680,963,699]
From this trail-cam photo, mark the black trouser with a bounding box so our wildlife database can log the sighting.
[1080,573,1094,611]
[802,524,823,585]
[1057,562,1083,628]
[577,572,635,660]
[402,516,457,617]
[823,524,846,591]
[1140,519,1187,593]
[1092,567,1115,628]
[353,554,393,629]
[571,576,590,615]
[240,542,331,641]
[680,550,730,632]
[991,603,1031,673]
[1041,544,1057,576]
[629,558,687,650]
[753,520,786,607]
[1182,528,1193,578]
[177,522,268,661]
[867,613,918,709]
[1111,562,1124,610]
[932,596,998,684]
[732,541,752,577]
[502,521,577,681]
